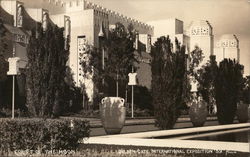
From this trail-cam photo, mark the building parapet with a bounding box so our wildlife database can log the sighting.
[64,0,154,31]
[46,0,65,7]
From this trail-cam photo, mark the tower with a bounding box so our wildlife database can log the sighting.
[215,34,240,63]
[189,20,214,65]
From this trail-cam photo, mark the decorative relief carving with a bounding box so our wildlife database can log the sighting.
[191,26,209,36]
[221,40,237,48]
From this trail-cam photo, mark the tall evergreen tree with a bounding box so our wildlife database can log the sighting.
[0,18,8,108]
[105,22,136,97]
[151,36,186,129]
[198,55,218,109]
[242,76,250,104]
[0,18,8,56]
[26,24,69,117]
[85,22,137,98]
[215,59,244,124]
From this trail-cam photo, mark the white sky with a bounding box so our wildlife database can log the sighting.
[79,0,250,75]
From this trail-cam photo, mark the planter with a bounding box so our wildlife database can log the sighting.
[189,99,208,127]
[236,102,249,123]
[100,97,126,134]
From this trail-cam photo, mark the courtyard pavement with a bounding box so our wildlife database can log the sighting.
[90,117,221,136]
[62,116,246,136]
[86,123,250,152]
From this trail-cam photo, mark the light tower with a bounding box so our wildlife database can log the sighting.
[189,20,214,66]
[215,34,240,63]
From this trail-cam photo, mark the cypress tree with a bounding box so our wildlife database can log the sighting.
[105,22,136,97]
[0,18,8,55]
[151,36,186,129]
[85,22,136,98]
[0,18,8,108]
[26,24,69,117]
[215,59,244,124]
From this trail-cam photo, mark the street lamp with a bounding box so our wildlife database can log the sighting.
[98,22,105,94]
[128,72,137,118]
[7,43,20,119]
[128,31,139,118]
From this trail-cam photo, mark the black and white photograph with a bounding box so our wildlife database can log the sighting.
[0,0,249,156]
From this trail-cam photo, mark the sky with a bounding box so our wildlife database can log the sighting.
[80,0,250,75]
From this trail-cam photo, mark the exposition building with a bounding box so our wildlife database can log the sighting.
[0,0,153,102]
[149,19,240,65]
[148,18,240,92]
[0,0,241,105]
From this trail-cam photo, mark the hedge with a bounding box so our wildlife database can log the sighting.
[0,118,90,153]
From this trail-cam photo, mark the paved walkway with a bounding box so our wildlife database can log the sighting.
[86,123,250,153]
[62,116,246,137]
[90,118,222,136]
[62,116,218,128]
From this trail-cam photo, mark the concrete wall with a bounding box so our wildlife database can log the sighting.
[175,34,190,53]
[82,0,153,35]
[136,52,152,89]
[50,13,65,28]
[65,0,85,13]
[147,18,183,37]
[18,0,66,14]
[25,8,43,23]
[190,35,213,65]
[93,9,109,47]
[61,10,94,82]
[139,34,151,53]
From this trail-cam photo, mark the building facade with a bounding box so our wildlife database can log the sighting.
[0,0,154,102]
[1,0,242,104]
[149,18,190,53]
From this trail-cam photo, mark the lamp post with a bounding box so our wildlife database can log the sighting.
[131,66,134,118]
[128,31,139,118]
[98,22,105,95]
[128,71,137,118]
[12,45,15,119]
[7,42,20,119]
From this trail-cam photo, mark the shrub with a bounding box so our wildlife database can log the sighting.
[0,108,29,118]
[26,24,69,118]
[0,118,90,153]
[126,107,153,117]
[215,59,244,124]
[127,86,153,110]
[241,76,250,104]
[151,37,187,129]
